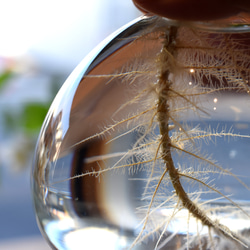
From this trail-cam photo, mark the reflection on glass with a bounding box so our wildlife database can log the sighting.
[32,15,250,249]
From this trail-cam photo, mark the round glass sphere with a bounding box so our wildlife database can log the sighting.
[32,16,250,249]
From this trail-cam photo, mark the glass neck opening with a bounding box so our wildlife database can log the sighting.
[158,12,250,32]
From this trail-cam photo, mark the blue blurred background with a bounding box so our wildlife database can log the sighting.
[0,1,140,249]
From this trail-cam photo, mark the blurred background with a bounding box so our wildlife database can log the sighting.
[0,0,140,249]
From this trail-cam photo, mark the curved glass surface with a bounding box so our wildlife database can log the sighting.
[32,15,250,249]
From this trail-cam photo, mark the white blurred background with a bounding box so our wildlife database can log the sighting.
[0,1,140,249]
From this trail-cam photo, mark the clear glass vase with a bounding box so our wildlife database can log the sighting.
[32,15,250,249]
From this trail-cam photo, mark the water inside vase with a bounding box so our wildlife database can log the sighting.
[32,16,250,249]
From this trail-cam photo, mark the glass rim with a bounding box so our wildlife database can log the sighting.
[150,12,250,32]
